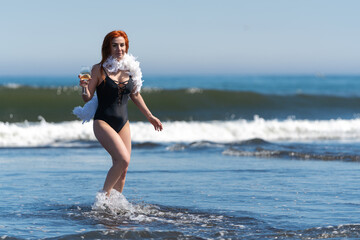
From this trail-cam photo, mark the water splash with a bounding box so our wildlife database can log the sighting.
[92,190,133,215]
[90,190,161,223]
[88,190,230,227]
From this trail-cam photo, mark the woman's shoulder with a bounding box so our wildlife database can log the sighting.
[92,63,102,72]
[91,63,103,77]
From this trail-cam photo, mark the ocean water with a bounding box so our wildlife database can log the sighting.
[1,75,360,239]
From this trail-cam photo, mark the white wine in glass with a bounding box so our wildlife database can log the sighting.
[80,66,91,95]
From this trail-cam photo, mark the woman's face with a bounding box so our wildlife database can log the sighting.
[111,37,126,60]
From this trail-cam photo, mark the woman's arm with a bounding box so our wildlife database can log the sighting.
[130,92,163,131]
[79,64,101,102]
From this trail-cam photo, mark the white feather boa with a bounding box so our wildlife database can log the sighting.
[72,53,143,123]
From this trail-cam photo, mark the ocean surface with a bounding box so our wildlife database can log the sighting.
[1,75,360,239]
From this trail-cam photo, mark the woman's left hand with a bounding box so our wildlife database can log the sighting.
[148,115,163,131]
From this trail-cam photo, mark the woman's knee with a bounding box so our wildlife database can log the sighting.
[113,154,130,169]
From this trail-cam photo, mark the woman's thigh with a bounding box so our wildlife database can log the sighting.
[111,121,132,166]
[119,121,131,156]
[93,120,130,163]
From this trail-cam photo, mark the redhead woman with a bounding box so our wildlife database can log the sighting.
[79,30,163,196]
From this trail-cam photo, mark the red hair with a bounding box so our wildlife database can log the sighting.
[100,30,129,66]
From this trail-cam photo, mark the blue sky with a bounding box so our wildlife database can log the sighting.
[1,0,359,76]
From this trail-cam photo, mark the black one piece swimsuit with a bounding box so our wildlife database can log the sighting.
[94,70,134,133]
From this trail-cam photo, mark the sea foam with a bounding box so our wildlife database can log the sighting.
[89,190,227,226]
[1,116,360,147]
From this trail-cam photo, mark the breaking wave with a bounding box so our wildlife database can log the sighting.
[1,116,360,148]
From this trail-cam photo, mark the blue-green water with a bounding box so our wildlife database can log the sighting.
[1,75,359,96]
[1,75,360,239]
[1,146,360,239]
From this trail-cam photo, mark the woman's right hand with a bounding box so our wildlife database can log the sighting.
[78,75,90,88]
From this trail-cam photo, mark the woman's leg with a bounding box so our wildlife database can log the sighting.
[93,120,130,195]
[112,121,132,193]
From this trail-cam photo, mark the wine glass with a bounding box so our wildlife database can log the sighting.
[79,66,91,95]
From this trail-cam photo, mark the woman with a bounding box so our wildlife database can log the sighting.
[79,30,163,196]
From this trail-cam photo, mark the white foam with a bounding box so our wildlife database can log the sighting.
[1,116,360,147]
[131,116,360,143]
[0,117,94,147]
[91,190,164,223]
[92,190,134,216]
[89,190,226,226]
